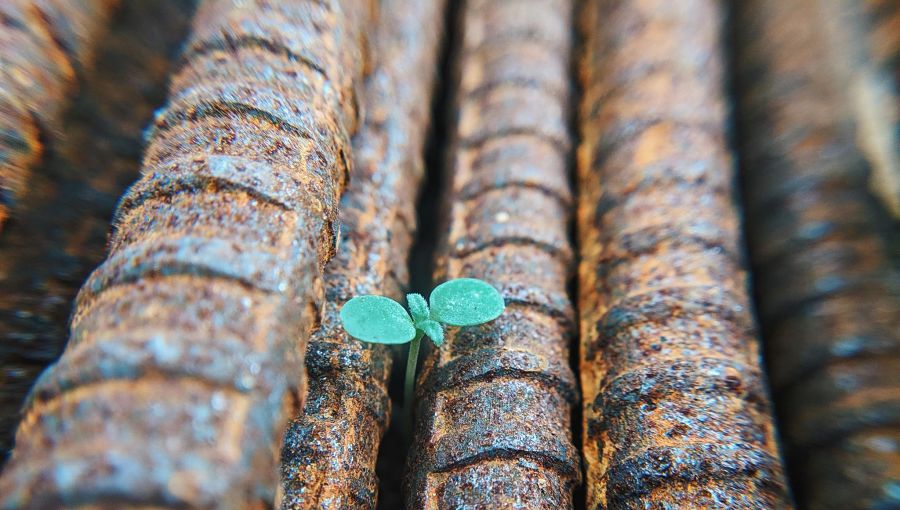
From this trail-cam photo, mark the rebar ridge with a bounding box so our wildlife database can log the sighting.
[0,0,197,464]
[0,0,117,226]
[859,0,900,216]
[735,0,900,508]
[0,0,373,507]
[278,0,445,507]
[576,0,792,508]
[407,0,581,508]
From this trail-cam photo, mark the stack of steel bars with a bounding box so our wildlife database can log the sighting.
[0,0,895,509]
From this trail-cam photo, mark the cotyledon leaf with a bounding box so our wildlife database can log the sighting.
[429,278,505,327]
[340,295,417,344]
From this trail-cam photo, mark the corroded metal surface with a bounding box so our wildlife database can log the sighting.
[0,0,117,226]
[858,0,900,216]
[819,0,900,217]
[0,0,373,507]
[735,0,900,508]
[407,0,581,508]
[278,0,445,507]
[0,0,196,464]
[576,0,791,508]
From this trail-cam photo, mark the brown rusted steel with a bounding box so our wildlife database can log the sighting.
[817,0,900,218]
[734,0,900,508]
[858,0,900,216]
[0,0,374,507]
[0,0,117,226]
[576,0,792,508]
[0,0,197,464]
[278,0,446,507]
[407,0,581,508]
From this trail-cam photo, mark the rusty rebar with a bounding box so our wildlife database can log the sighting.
[734,0,900,508]
[278,0,445,508]
[815,0,900,218]
[0,0,117,226]
[0,1,374,507]
[857,0,900,216]
[407,0,581,508]
[0,0,197,463]
[576,0,792,508]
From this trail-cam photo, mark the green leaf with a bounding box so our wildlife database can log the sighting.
[418,320,444,346]
[339,295,416,344]
[429,278,505,326]
[407,293,430,324]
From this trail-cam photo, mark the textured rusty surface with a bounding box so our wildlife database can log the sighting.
[818,0,900,218]
[0,0,117,226]
[858,0,900,216]
[278,0,445,507]
[0,0,196,464]
[735,0,900,508]
[407,0,581,508]
[576,0,792,508]
[0,0,373,507]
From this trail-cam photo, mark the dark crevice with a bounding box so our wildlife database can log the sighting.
[567,1,586,509]
[725,2,799,506]
[374,0,464,508]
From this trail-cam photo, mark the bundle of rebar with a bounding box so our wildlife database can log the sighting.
[0,1,895,508]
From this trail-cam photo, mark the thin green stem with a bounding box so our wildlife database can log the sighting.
[401,330,424,440]
[404,330,423,411]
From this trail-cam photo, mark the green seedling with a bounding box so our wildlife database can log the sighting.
[339,278,505,417]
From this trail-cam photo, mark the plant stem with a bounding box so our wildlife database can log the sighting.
[405,330,423,412]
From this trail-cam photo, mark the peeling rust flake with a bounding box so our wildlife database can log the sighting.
[576,0,792,508]
[735,0,900,508]
[408,0,581,508]
[0,0,374,507]
[278,0,445,508]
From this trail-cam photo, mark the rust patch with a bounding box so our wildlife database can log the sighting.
[735,0,900,508]
[407,0,581,507]
[0,0,373,507]
[577,0,792,508]
[278,0,445,508]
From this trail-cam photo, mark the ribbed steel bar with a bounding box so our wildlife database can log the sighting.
[407,0,581,508]
[278,0,445,507]
[858,0,900,216]
[735,0,900,508]
[576,0,792,508]
[0,0,373,507]
[0,0,197,464]
[0,0,117,226]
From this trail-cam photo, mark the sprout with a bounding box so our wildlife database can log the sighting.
[339,278,505,422]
